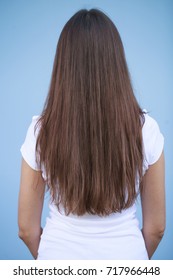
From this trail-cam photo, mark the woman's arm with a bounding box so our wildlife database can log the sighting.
[18,158,46,259]
[140,151,165,259]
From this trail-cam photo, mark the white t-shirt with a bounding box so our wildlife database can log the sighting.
[20,113,164,260]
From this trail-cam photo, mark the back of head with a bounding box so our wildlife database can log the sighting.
[36,9,144,216]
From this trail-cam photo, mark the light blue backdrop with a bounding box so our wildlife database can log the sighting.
[0,0,172,260]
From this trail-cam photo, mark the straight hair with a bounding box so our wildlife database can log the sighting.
[36,9,144,216]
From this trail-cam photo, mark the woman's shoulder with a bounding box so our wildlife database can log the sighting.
[142,110,164,167]
[30,115,40,129]
[20,115,41,171]
[26,115,41,139]
[142,111,160,133]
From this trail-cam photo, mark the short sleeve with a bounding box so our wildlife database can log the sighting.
[20,116,40,171]
[142,113,164,168]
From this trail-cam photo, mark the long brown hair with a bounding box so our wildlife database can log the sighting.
[36,9,144,216]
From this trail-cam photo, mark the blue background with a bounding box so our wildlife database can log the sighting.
[0,0,172,260]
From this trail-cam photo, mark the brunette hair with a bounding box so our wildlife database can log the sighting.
[36,9,144,216]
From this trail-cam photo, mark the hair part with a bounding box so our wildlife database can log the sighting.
[36,9,144,216]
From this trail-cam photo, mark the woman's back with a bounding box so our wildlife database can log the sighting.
[20,112,164,259]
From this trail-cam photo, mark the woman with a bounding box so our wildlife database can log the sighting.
[18,9,165,260]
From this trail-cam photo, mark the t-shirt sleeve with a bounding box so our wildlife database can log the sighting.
[142,113,164,167]
[20,116,40,171]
